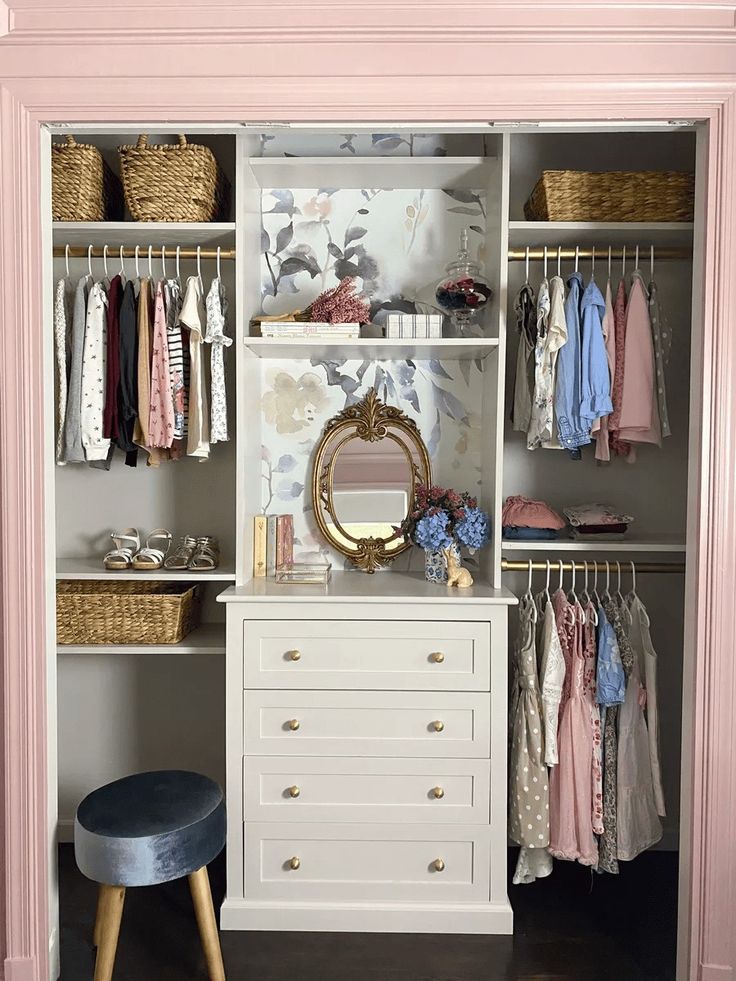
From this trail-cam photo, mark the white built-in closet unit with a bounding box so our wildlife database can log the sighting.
[48,123,697,936]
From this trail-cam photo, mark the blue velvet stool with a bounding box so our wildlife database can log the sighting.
[74,770,226,981]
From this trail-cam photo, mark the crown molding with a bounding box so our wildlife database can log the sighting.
[0,1,735,45]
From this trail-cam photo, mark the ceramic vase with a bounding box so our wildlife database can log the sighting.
[424,540,460,583]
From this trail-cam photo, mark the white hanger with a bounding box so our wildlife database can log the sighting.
[216,246,222,280]
[197,245,203,289]
[524,246,530,284]
[538,559,551,613]
[102,244,109,280]
[558,559,564,593]
[567,559,580,609]
[616,560,633,628]
[574,245,579,272]
[134,245,141,278]
[64,244,70,278]
[523,560,538,624]
[622,245,626,277]
[147,245,153,279]
[87,244,93,279]
[557,245,561,277]
[602,560,612,603]
[161,245,167,280]
[635,245,640,271]
[650,245,655,280]
[581,562,598,625]
[176,245,181,281]
[119,244,125,278]
[591,561,602,607]
[591,246,595,280]
[607,245,612,281]
[543,245,548,280]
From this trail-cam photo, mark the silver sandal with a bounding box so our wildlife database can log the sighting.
[164,535,197,571]
[189,536,220,570]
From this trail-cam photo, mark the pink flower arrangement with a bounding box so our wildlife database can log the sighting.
[308,276,371,325]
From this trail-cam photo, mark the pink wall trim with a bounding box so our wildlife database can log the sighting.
[1,4,735,980]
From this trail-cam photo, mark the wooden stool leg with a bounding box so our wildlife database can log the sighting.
[188,866,226,981]
[93,885,125,981]
[93,884,109,947]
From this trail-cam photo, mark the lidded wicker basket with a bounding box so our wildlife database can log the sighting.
[118,134,228,222]
[524,170,695,223]
[56,580,200,646]
[51,135,123,222]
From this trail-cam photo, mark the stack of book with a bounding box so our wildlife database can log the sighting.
[258,321,361,339]
[253,514,294,577]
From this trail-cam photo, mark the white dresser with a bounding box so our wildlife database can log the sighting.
[219,572,516,934]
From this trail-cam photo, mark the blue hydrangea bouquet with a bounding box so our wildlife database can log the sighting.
[400,484,491,584]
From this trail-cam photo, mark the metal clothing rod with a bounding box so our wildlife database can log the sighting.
[501,558,685,574]
[53,247,236,260]
[508,247,690,261]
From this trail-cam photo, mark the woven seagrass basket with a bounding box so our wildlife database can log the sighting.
[118,134,229,222]
[51,135,123,222]
[524,170,695,223]
[56,580,200,646]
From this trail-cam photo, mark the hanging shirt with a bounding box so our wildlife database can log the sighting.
[617,270,662,459]
[165,278,187,449]
[103,274,122,441]
[648,278,672,440]
[61,276,89,463]
[148,280,174,449]
[205,276,232,444]
[511,282,536,435]
[608,278,631,458]
[579,276,613,431]
[528,276,566,450]
[555,271,590,457]
[179,276,210,461]
[53,277,74,464]
[117,279,139,467]
[592,278,616,463]
[80,281,110,462]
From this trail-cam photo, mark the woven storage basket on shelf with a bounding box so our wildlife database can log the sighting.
[524,170,695,223]
[118,134,228,222]
[51,136,124,222]
[56,580,200,646]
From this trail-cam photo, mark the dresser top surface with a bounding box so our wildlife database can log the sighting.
[217,571,517,605]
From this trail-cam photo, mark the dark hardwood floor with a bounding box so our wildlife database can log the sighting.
[59,844,677,980]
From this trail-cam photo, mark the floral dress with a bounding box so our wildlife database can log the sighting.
[548,590,598,866]
[527,274,567,450]
[583,602,604,836]
[509,595,551,884]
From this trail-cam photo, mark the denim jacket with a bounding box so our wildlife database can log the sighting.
[580,276,613,429]
[555,272,590,453]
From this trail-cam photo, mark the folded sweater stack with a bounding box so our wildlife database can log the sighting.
[563,503,634,540]
[502,495,566,541]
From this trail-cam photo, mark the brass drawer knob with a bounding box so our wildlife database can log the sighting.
[432,720,445,732]
[433,858,445,872]
[287,650,301,661]
[288,785,300,798]
[289,856,301,870]
[432,786,445,799]
[430,651,445,663]
[288,719,300,731]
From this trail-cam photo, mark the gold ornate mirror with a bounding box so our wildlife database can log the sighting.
[312,390,432,573]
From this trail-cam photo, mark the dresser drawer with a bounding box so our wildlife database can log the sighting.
[243,620,490,691]
[243,756,490,824]
[243,690,490,758]
[245,822,490,903]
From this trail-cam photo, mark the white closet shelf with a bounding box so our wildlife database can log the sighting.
[56,557,236,581]
[57,622,226,655]
[508,221,694,248]
[217,571,517,605]
[250,156,494,190]
[501,534,686,553]
[52,222,236,248]
[244,337,499,361]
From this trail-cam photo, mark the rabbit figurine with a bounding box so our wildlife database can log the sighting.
[443,546,474,588]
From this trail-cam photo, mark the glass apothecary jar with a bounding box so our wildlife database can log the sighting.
[435,228,492,336]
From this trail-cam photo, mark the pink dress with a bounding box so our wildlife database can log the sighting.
[584,603,604,836]
[148,280,174,449]
[617,270,661,460]
[548,590,599,866]
[608,278,631,459]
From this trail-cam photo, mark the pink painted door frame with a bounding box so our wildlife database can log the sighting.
[1,4,735,980]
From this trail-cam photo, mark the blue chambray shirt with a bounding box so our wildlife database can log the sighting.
[580,276,613,429]
[555,271,590,453]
